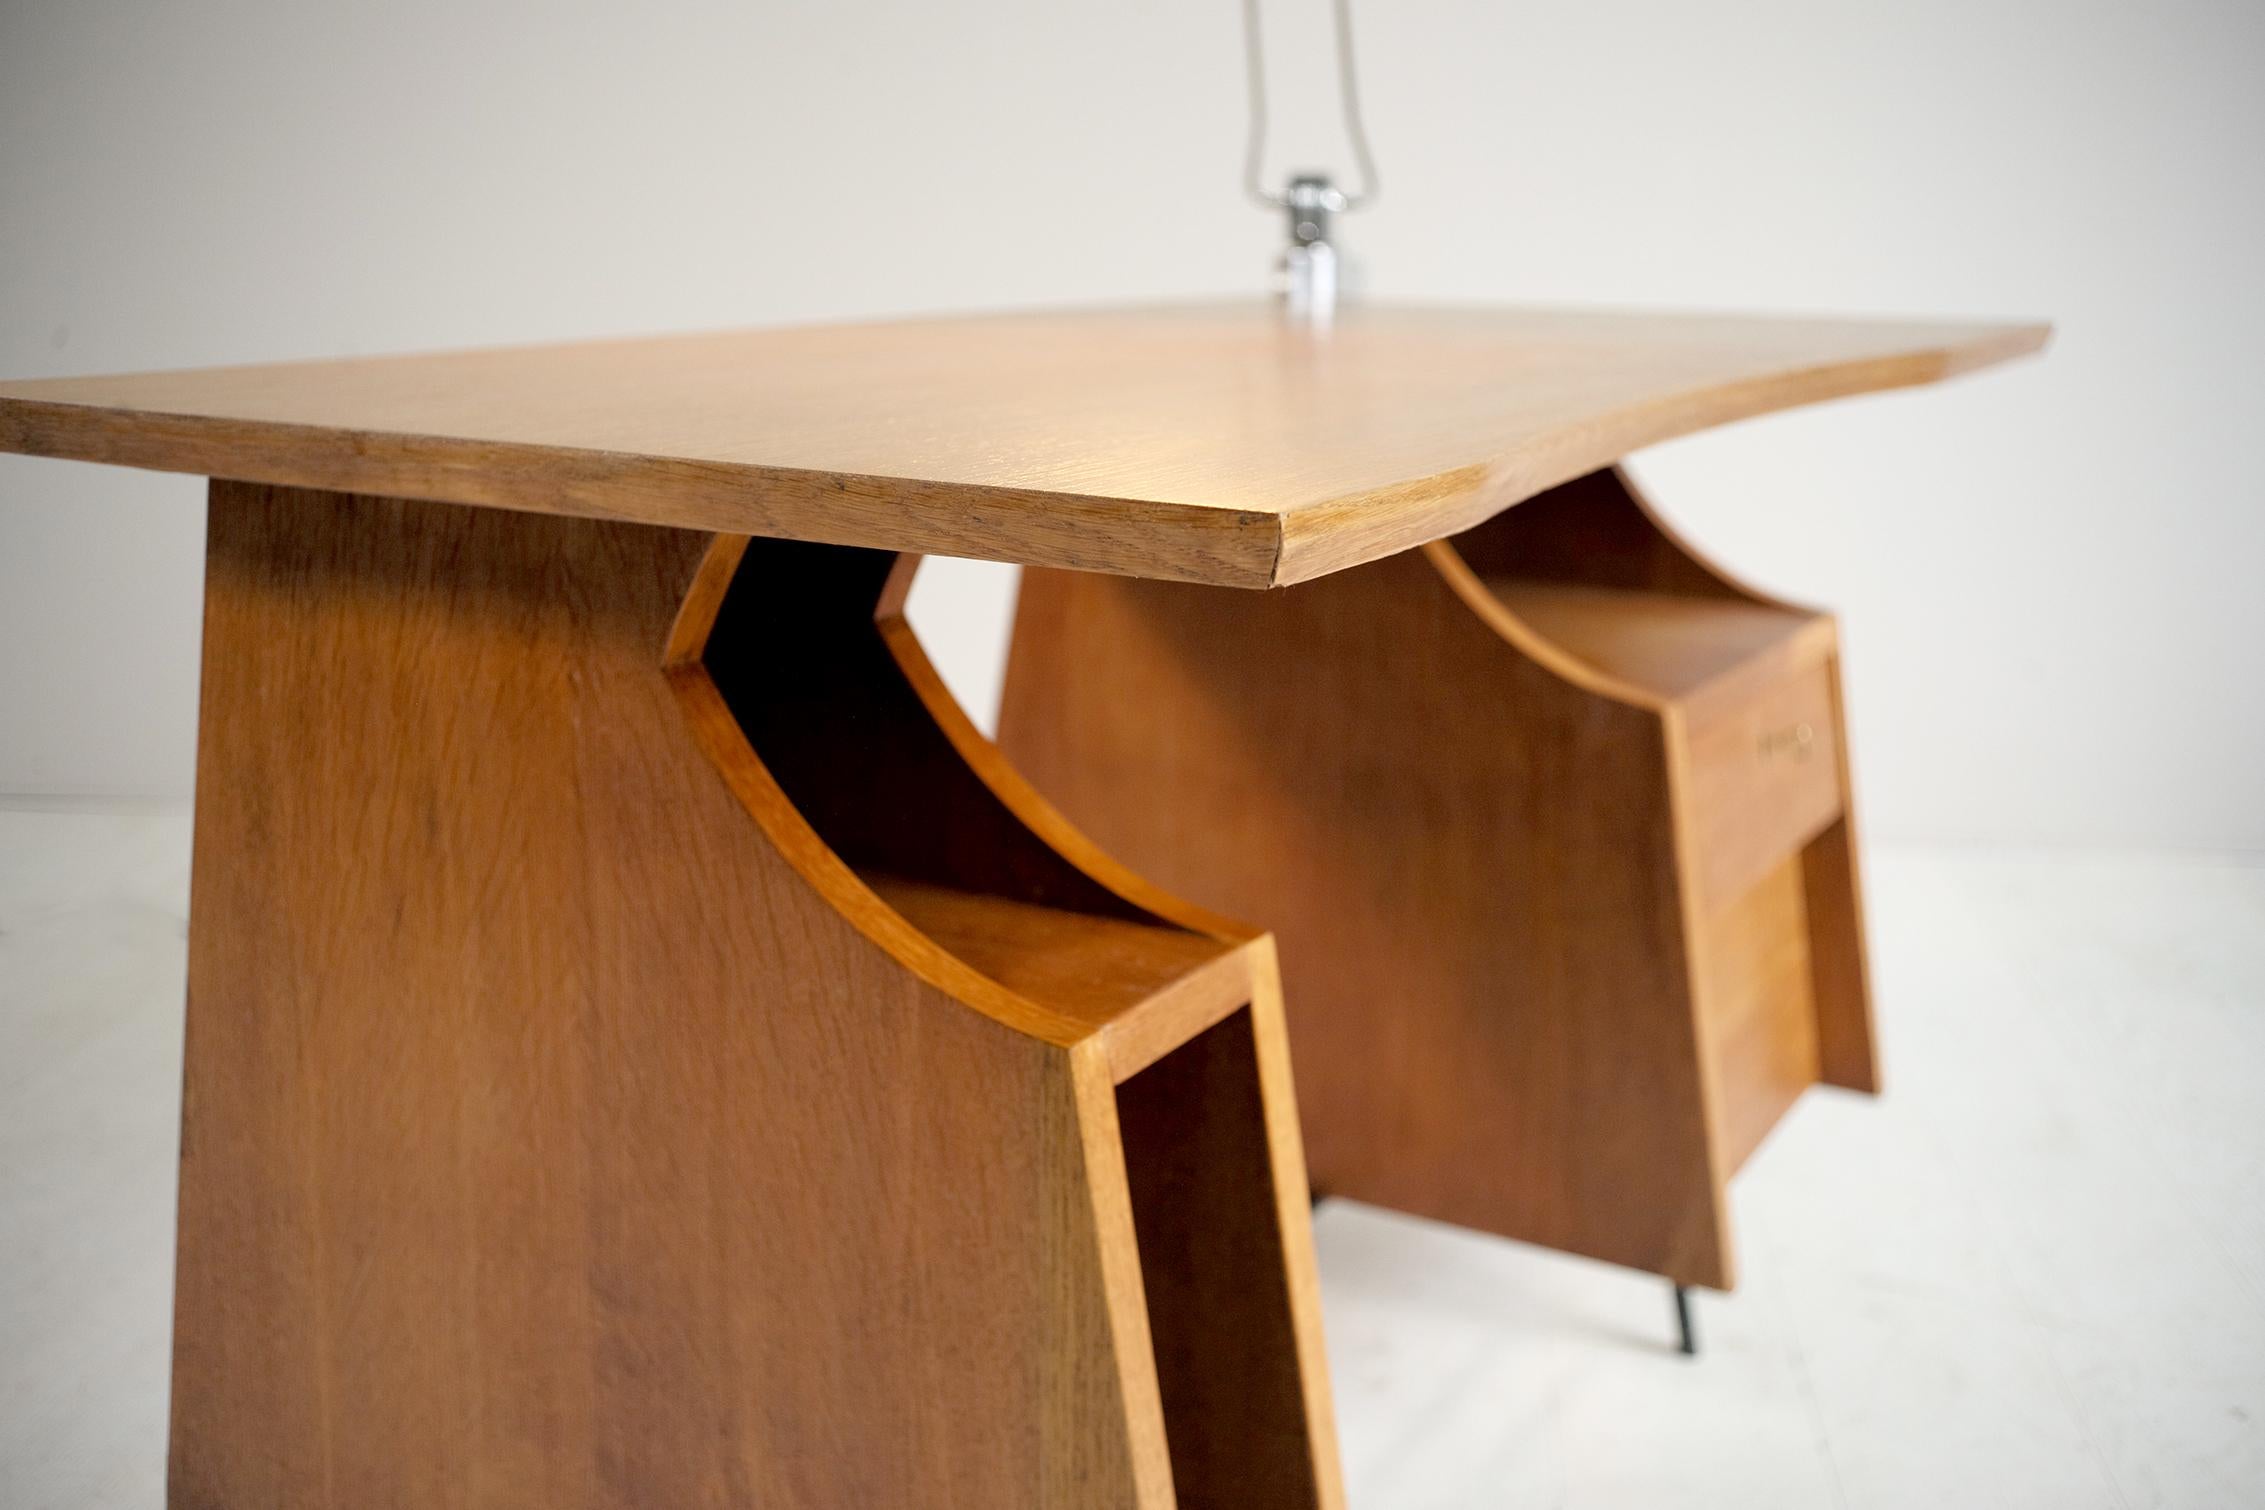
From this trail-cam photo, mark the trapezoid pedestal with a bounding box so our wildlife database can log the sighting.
[999,466,1879,1290]
[169,482,1342,1508]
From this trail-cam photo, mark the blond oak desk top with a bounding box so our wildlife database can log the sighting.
[0,302,2046,588]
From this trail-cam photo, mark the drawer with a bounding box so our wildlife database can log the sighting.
[1682,659,1842,911]
[1698,853,1820,1174]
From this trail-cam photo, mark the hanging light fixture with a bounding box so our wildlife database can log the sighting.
[1241,0,1381,325]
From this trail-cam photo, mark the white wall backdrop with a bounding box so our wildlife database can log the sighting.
[2,0,2258,848]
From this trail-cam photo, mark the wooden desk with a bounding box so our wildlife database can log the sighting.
[0,303,2044,1507]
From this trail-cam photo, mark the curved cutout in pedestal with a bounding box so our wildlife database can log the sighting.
[665,532,1261,1080]
[666,531,1345,1508]
[1436,466,1835,710]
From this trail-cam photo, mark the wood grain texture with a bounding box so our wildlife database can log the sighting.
[172,482,1341,1507]
[1002,537,1732,1285]
[1118,958,1340,1510]
[1486,580,1834,705]
[866,876,1255,1084]
[667,525,1347,1503]
[1000,467,1883,1288]
[685,532,1269,1085]
[0,304,2046,587]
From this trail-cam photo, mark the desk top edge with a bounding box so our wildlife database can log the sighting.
[0,302,2050,588]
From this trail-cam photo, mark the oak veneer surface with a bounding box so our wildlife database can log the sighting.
[173,483,1345,1508]
[1118,1000,1332,1510]
[864,875,1255,1084]
[1484,580,1832,703]
[1001,545,1733,1283]
[0,303,2045,586]
[690,533,1264,1083]
[998,467,1891,1288]
[175,485,1162,1507]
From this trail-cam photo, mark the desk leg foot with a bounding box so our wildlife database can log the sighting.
[1672,1284,1699,1357]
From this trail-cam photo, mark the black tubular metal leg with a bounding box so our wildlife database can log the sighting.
[1672,1284,1698,1356]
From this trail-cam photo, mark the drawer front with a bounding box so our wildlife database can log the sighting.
[1683,660,1842,911]
[1699,853,1821,1174]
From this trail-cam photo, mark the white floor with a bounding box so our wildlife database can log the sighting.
[1,809,2259,1509]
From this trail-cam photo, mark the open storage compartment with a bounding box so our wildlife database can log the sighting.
[685,534,1336,1505]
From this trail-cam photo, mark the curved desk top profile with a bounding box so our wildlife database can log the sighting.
[0,302,2047,586]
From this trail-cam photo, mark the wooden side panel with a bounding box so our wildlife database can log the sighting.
[1806,818,1881,1094]
[1117,988,1340,1509]
[171,485,1167,1509]
[1003,553,1731,1287]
